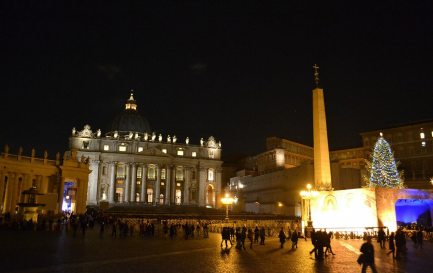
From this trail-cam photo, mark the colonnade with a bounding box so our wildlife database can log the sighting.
[90,161,218,207]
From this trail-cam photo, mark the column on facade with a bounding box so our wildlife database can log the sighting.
[108,162,116,202]
[17,175,26,202]
[88,160,99,205]
[124,163,130,203]
[141,165,147,203]
[0,171,4,212]
[8,173,18,212]
[5,173,16,212]
[131,164,136,202]
[165,165,171,205]
[215,169,222,208]
[96,162,103,201]
[40,175,49,194]
[154,165,160,205]
[198,167,207,207]
[58,176,65,213]
[171,166,177,204]
[183,167,190,205]
[194,165,200,205]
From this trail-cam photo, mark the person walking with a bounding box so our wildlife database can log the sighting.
[416,229,424,249]
[359,236,378,273]
[241,226,247,250]
[259,226,266,245]
[220,226,232,248]
[378,228,386,249]
[247,227,254,249]
[290,229,298,249]
[395,228,406,260]
[324,231,335,255]
[254,226,260,244]
[278,227,286,248]
[387,232,396,258]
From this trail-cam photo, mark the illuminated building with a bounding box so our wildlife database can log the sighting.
[0,146,90,215]
[68,92,223,208]
[230,67,433,231]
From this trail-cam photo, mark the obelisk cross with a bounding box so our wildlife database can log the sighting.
[313,64,320,88]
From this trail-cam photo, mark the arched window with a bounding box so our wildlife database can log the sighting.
[161,168,166,180]
[176,166,184,181]
[206,184,215,207]
[159,193,164,204]
[147,165,156,180]
[175,189,182,205]
[116,165,125,178]
[147,189,153,203]
[208,168,215,181]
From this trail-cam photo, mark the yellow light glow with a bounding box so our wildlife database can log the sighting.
[276,149,285,167]
[278,202,283,207]
[311,189,379,233]
[221,193,234,205]
[307,184,312,190]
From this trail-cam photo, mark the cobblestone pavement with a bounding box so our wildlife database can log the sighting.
[1,229,432,273]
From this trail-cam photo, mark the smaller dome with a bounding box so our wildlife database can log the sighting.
[110,91,151,133]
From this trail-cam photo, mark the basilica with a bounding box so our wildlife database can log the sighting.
[68,93,223,210]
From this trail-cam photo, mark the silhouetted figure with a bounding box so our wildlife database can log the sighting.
[247,227,254,249]
[254,226,260,243]
[387,232,395,258]
[279,227,286,248]
[240,226,247,250]
[395,228,406,260]
[359,236,378,273]
[291,230,298,249]
[378,228,386,249]
[220,226,232,248]
[324,231,335,255]
[259,226,266,245]
[416,229,424,249]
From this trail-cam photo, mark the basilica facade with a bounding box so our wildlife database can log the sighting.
[69,93,223,208]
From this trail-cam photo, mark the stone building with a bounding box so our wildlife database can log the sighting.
[69,93,223,208]
[0,146,90,215]
[230,122,433,216]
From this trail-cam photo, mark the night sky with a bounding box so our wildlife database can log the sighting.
[2,1,433,161]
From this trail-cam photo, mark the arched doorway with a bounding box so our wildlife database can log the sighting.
[62,180,77,213]
[206,184,215,208]
[395,199,433,227]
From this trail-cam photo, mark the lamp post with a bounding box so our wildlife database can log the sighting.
[300,184,317,234]
[221,193,234,221]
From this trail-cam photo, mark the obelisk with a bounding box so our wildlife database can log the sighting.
[312,64,332,190]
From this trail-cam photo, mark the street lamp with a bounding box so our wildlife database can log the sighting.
[300,184,317,229]
[221,193,234,221]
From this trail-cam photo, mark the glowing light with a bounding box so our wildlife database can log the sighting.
[221,193,234,221]
[276,149,285,167]
[311,189,379,233]
[278,202,283,207]
[221,193,234,205]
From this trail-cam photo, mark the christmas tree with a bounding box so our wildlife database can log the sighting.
[364,133,404,188]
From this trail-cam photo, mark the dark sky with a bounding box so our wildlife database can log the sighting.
[2,1,433,160]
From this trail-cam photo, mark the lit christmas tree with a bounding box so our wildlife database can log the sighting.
[364,133,404,188]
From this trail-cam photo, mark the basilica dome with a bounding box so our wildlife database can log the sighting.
[110,92,151,133]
